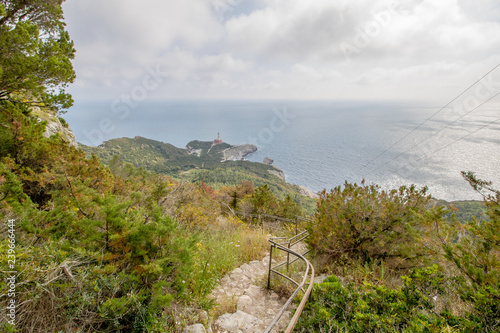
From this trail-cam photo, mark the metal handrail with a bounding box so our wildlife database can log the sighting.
[233,210,313,235]
[231,209,316,331]
[264,240,315,333]
[233,211,313,224]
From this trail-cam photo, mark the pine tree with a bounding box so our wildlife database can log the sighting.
[0,0,75,113]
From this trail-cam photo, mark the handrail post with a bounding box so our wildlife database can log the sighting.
[295,217,298,235]
[264,239,315,333]
[267,243,274,289]
[286,241,291,272]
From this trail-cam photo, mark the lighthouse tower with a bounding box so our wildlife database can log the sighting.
[213,132,223,144]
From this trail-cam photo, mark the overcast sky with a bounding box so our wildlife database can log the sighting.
[62,0,500,103]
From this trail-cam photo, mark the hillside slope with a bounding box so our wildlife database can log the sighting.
[81,136,201,173]
[80,136,317,212]
[80,136,258,173]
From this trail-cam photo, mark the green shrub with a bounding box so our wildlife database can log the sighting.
[308,182,443,267]
[441,172,500,331]
[299,173,500,333]
[58,116,69,128]
[296,267,455,332]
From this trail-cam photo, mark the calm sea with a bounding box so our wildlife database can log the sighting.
[65,99,500,201]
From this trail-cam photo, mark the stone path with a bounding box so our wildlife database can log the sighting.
[209,255,292,333]
[183,237,317,333]
[184,251,298,333]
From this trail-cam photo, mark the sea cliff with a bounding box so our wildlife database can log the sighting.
[222,144,258,161]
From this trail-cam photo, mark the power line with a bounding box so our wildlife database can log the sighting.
[367,91,500,175]
[388,115,500,178]
[359,63,500,172]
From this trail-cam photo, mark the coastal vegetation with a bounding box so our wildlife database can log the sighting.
[437,199,487,223]
[0,106,299,330]
[80,137,219,175]
[0,2,289,330]
[80,136,317,213]
[1,1,498,332]
[296,175,500,332]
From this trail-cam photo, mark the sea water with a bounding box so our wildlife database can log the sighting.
[66,99,500,201]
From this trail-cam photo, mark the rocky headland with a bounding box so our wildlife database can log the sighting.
[80,136,318,203]
[222,144,258,161]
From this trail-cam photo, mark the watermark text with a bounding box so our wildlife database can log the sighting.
[5,219,17,327]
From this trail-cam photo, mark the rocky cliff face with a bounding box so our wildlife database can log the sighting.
[267,167,285,181]
[33,107,77,147]
[185,140,257,162]
[187,148,202,157]
[298,186,318,199]
[223,144,258,161]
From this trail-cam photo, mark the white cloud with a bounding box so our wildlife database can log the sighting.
[66,0,221,51]
[62,0,500,101]
[222,0,500,66]
[224,0,359,63]
[156,49,253,83]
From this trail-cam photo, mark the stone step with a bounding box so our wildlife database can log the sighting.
[189,239,309,332]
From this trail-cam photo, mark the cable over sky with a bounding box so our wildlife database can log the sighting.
[359,63,500,176]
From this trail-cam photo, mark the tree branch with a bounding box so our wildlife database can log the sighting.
[0,189,9,202]
[64,172,91,219]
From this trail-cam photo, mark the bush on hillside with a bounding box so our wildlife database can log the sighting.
[308,182,443,266]
[295,267,466,332]
[298,174,500,332]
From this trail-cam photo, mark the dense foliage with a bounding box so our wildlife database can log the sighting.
[218,183,304,220]
[297,174,500,332]
[438,199,487,223]
[81,137,207,174]
[0,0,75,113]
[192,164,315,213]
[296,267,453,332]
[0,104,277,331]
[308,182,441,267]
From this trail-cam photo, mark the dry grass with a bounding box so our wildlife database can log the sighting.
[332,259,404,289]
[234,226,269,263]
[208,296,238,319]
[269,260,308,299]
